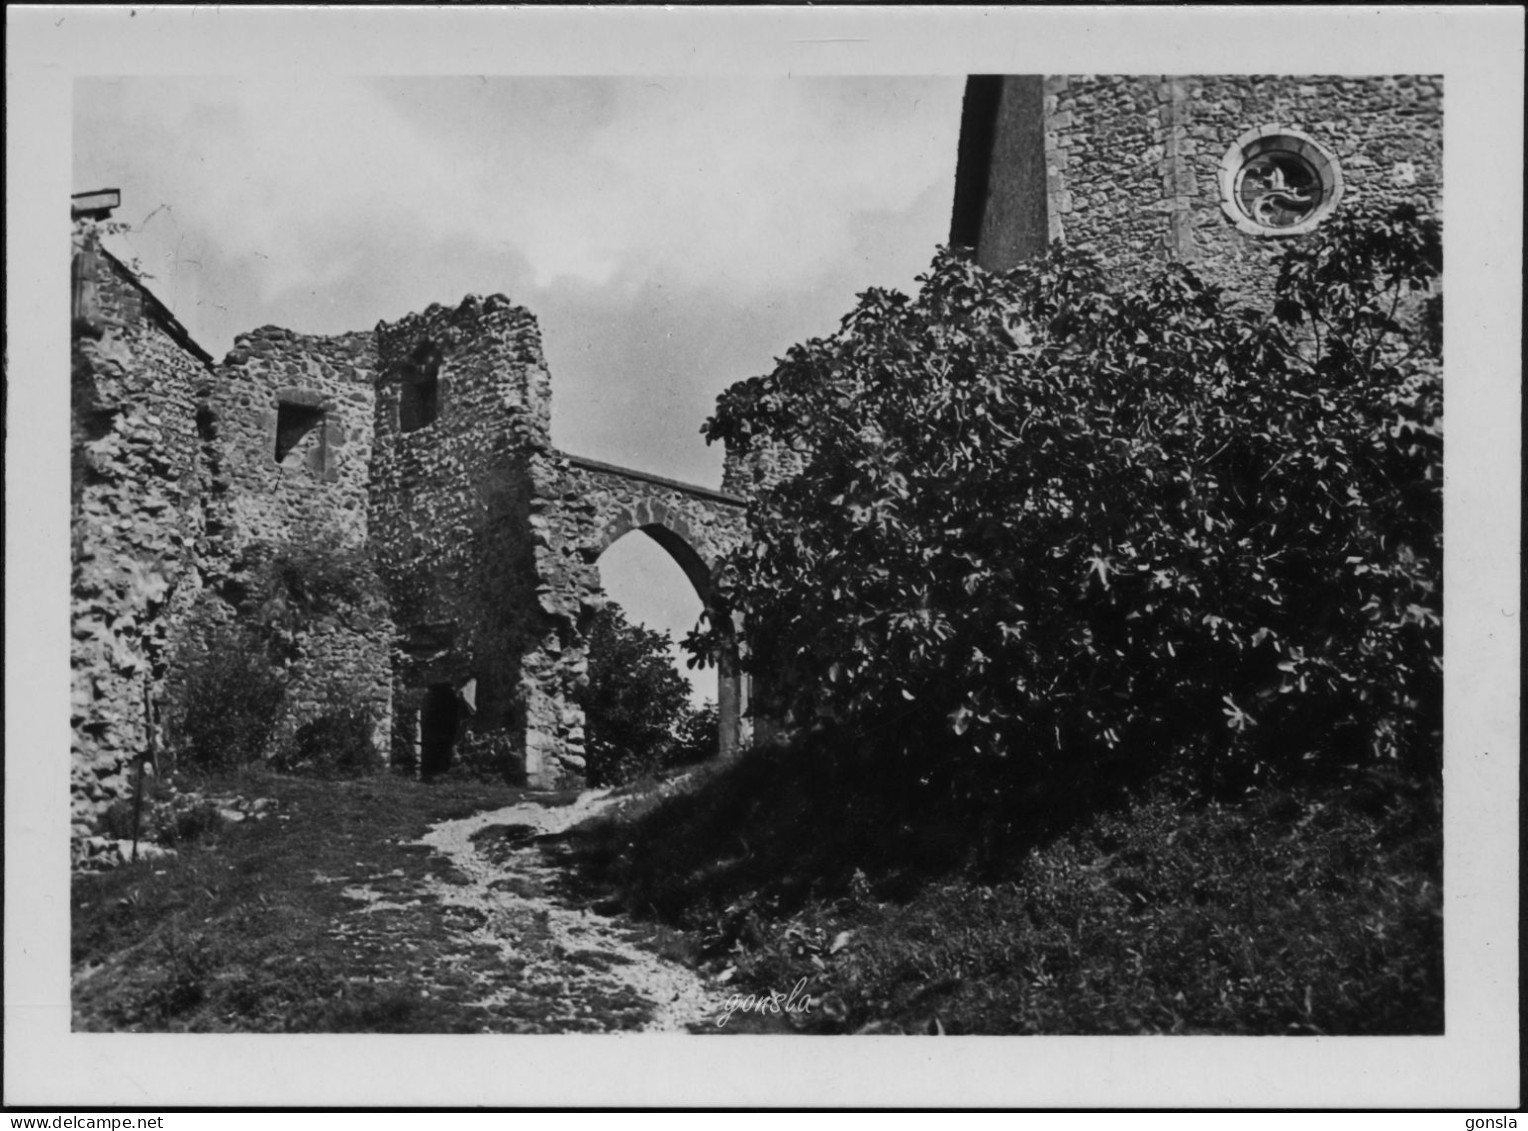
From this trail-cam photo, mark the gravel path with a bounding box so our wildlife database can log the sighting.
[414,788,727,1032]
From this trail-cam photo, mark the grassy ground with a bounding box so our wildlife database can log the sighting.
[69,769,651,1033]
[564,741,1444,1036]
[74,749,1443,1036]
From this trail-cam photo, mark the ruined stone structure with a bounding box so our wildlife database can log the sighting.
[70,74,1441,851]
[367,298,749,787]
[70,211,747,851]
[208,325,393,746]
[71,224,215,836]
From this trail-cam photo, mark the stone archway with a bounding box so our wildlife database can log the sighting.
[521,452,751,783]
[588,502,750,761]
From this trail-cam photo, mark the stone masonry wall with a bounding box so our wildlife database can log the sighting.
[71,219,752,846]
[721,440,808,501]
[370,295,560,784]
[205,326,392,751]
[212,327,378,550]
[70,227,213,841]
[1044,75,1443,300]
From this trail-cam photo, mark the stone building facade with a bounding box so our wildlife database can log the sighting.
[952,74,1442,294]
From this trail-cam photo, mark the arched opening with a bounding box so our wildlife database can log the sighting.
[596,526,715,696]
[591,514,747,763]
[419,683,459,779]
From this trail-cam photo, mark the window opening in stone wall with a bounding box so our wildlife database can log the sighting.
[399,341,443,433]
[274,402,325,463]
[1218,126,1344,238]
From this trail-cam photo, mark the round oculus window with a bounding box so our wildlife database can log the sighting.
[1219,127,1344,237]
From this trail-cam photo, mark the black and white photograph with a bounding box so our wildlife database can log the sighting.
[7,4,1521,1111]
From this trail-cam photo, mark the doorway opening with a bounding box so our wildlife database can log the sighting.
[419,683,459,779]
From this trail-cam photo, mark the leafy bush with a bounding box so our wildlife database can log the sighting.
[164,618,286,771]
[92,776,223,849]
[95,799,141,842]
[240,526,386,664]
[581,602,694,786]
[671,700,720,767]
[171,527,385,776]
[272,689,383,778]
[696,204,1442,798]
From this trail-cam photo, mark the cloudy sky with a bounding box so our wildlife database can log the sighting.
[74,75,966,700]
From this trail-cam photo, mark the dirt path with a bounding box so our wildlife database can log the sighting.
[405,788,728,1032]
[73,776,733,1034]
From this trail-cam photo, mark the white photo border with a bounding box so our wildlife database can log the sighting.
[6,4,1521,1110]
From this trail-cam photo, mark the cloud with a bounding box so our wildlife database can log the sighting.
[561,78,957,293]
[77,75,962,311]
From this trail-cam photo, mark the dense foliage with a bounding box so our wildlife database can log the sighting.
[164,617,287,771]
[696,205,1441,796]
[272,687,383,778]
[241,526,388,665]
[166,529,386,774]
[671,700,721,768]
[582,602,704,786]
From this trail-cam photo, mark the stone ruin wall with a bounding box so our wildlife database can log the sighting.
[1044,75,1443,301]
[721,440,808,503]
[70,226,214,838]
[369,296,568,785]
[69,228,756,830]
[203,326,392,752]
[70,224,396,845]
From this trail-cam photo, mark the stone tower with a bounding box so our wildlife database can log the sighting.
[368,295,585,786]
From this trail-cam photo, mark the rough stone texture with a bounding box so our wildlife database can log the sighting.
[212,326,378,550]
[70,226,213,841]
[369,297,749,787]
[1042,75,1443,300]
[70,242,749,837]
[71,227,397,852]
[370,296,558,784]
[207,325,392,749]
[721,439,808,501]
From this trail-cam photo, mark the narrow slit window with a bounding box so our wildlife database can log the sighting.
[275,402,325,463]
[399,342,443,433]
[399,374,439,432]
